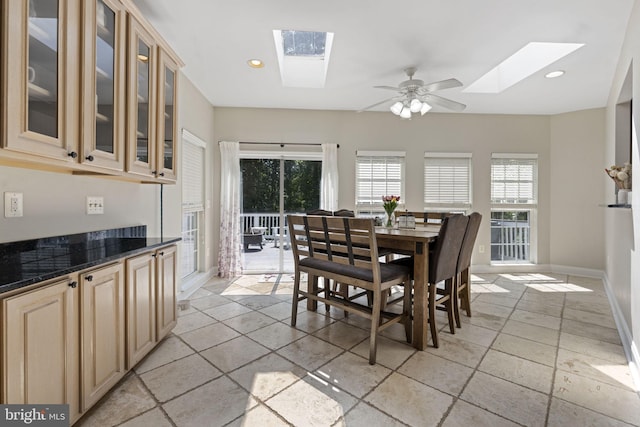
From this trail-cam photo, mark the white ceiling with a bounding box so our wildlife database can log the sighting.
[133,0,635,115]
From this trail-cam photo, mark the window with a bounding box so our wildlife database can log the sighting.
[490,153,538,263]
[356,151,405,216]
[181,130,206,279]
[424,152,472,212]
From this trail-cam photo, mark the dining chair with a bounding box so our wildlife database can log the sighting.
[288,214,412,364]
[454,212,482,327]
[306,209,334,216]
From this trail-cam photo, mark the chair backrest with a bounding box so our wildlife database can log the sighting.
[288,214,382,281]
[456,212,482,274]
[332,209,355,217]
[429,214,469,284]
[306,209,333,216]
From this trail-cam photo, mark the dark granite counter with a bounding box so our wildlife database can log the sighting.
[0,226,180,294]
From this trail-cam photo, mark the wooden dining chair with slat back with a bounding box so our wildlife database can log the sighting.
[454,212,482,327]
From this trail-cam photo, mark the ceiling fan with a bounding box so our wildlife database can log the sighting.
[358,67,466,118]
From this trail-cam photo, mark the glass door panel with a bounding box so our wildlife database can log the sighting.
[136,40,151,164]
[28,0,59,138]
[95,0,115,153]
[162,67,175,170]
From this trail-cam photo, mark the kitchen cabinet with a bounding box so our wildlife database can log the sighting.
[155,49,179,182]
[125,244,177,368]
[2,275,81,423]
[2,0,81,162]
[79,262,125,411]
[80,0,126,171]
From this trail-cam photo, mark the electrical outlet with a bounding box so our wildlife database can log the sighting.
[478,244,485,253]
[4,192,24,218]
[87,196,104,215]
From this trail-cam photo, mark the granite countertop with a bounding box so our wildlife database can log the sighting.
[0,226,180,294]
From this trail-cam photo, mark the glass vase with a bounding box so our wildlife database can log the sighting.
[385,211,395,228]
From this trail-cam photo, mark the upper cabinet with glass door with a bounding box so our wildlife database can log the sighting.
[2,0,80,161]
[155,49,179,182]
[81,0,125,171]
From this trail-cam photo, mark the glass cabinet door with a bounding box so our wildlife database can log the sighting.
[82,0,125,170]
[3,0,78,160]
[126,16,156,177]
[156,50,179,181]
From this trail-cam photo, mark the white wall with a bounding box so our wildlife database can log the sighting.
[212,106,605,272]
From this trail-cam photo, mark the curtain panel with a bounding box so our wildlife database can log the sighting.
[218,141,242,277]
[321,143,339,211]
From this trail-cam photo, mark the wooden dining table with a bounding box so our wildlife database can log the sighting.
[375,225,440,350]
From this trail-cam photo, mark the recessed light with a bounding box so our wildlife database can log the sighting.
[247,59,264,68]
[545,70,565,78]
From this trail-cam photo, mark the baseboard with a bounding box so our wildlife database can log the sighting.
[178,268,217,301]
[603,273,640,392]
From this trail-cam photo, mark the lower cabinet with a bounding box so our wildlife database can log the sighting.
[2,275,81,424]
[1,244,178,425]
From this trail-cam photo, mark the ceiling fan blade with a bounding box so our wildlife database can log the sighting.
[373,85,403,92]
[357,96,403,113]
[422,94,467,111]
[419,78,463,93]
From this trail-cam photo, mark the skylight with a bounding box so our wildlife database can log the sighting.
[463,42,584,93]
[273,30,334,88]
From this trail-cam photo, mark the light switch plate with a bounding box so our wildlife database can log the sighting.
[87,196,104,215]
[4,192,24,218]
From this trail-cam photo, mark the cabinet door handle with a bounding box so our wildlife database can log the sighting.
[68,151,78,159]
[85,155,94,161]
[151,253,157,258]
[151,170,157,175]
[69,281,78,288]
[159,252,164,256]
[85,275,93,281]
[158,172,165,177]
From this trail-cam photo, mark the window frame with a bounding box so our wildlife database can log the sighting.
[181,129,206,279]
[355,150,406,217]
[424,152,472,213]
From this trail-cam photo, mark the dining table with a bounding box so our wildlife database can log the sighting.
[375,225,440,350]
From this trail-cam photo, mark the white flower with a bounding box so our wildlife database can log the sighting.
[617,171,629,181]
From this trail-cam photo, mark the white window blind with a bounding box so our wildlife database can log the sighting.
[424,153,472,207]
[356,151,405,209]
[182,132,205,212]
[491,154,538,204]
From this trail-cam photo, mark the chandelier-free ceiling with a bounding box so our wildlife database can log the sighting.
[358,67,467,118]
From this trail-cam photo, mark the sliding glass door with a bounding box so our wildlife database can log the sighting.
[240,156,321,273]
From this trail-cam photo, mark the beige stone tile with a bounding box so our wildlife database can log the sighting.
[461,371,548,427]
[202,301,253,321]
[229,353,307,400]
[118,408,172,427]
[179,322,241,351]
[75,375,156,427]
[288,310,337,333]
[559,332,628,364]
[162,376,252,427]
[246,322,307,350]
[134,336,195,374]
[561,319,621,345]
[277,335,343,371]
[547,398,635,427]
[171,311,217,335]
[425,333,488,368]
[441,400,520,427]
[563,307,617,329]
[235,294,284,310]
[225,404,289,427]
[478,349,554,393]
[365,372,453,427]
[473,293,520,308]
[222,310,277,334]
[470,301,514,318]
[458,310,508,331]
[301,372,359,414]
[199,336,271,373]
[176,303,198,317]
[515,299,563,317]
[219,283,262,299]
[350,336,415,370]
[259,301,300,320]
[399,351,474,395]
[556,348,637,392]
[510,308,561,330]
[502,319,559,346]
[491,333,557,366]
[448,323,498,347]
[314,351,391,398]
[343,402,406,427]
[189,293,232,311]
[139,353,221,402]
[520,290,565,306]
[265,379,347,426]
[312,321,369,350]
[188,287,213,300]
[553,371,640,425]
[564,294,613,316]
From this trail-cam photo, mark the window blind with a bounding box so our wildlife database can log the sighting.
[355,152,405,208]
[424,153,472,207]
[491,155,537,204]
[182,135,205,212]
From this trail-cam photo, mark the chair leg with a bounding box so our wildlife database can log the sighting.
[428,282,439,348]
[291,271,301,326]
[445,278,455,334]
[368,289,382,365]
[453,274,462,328]
[403,281,412,343]
[462,268,472,317]
[307,274,318,311]
[325,278,331,312]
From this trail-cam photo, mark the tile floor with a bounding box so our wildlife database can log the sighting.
[75,273,640,427]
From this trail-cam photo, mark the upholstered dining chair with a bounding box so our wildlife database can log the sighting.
[453,212,482,327]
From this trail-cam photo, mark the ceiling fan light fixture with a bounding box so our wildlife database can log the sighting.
[420,102,432,115]
[390,101,403,115]
[400,107,412,119]
[410,99,423,113]
[545,70,565,78]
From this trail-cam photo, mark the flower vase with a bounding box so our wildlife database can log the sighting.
[385,211,395,228]
[618,189,630,205]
